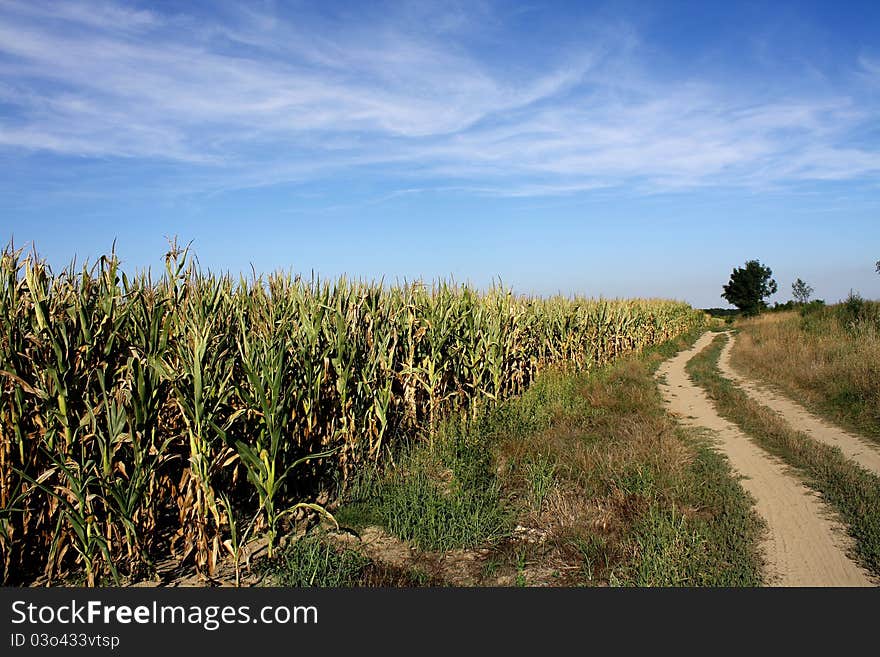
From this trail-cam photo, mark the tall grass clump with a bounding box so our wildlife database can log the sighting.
[732,301,880,441]
[0,241,703,584]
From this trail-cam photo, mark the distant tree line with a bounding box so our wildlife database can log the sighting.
[719,257,879,316]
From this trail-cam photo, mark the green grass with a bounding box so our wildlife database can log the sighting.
[378,466,509,552]
[524,455,557,511]
[339,432,512,552]
[688,333,880,577]
[624,434,764,587]
[258,533,370,587]
[628,504,709,586]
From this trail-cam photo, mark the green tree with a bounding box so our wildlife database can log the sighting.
[721,260,778,316]
[791,278,813,304]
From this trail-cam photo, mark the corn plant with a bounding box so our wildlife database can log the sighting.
[234,297,297,558]
[0,240,704,585]
[161,278,238,577]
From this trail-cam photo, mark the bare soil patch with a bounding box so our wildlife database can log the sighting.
[657,333,874,586]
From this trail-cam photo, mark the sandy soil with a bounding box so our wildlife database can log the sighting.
[657,332,875,587]
[720,334,880,476]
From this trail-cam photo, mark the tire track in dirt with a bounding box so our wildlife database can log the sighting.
[719,333,880,476]
[657,332,874,587]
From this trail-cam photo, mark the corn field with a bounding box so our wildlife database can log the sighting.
[0,243,704,585]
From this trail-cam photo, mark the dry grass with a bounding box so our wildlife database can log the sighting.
[731,308,880,442]
[483,339,762,586]
[689,333,880,576]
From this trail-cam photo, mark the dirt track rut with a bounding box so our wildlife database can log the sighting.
[657,332,874,587]
[719,334,880,476]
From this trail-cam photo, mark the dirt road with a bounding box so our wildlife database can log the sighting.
[657,332,874,587]
[719,334,880,476]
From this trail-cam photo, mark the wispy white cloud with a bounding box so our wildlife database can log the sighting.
[0,0,159,32]
[0,0,878,198]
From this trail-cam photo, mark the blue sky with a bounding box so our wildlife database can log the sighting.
[1,0,878,308]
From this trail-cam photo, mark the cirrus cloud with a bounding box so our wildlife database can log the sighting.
[0,0,878,199]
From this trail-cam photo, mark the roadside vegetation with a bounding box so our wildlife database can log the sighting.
[262,328,765,587]
[0,242,702,586]
[730,298,880,442]
[687,333,880,577]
